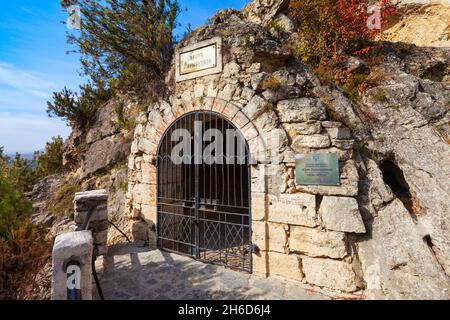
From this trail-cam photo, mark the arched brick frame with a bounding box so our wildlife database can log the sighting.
[127,91,281,257]
[147,96,269,164]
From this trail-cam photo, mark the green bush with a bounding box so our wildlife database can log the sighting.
[0,149,53,299]
[46,183,81,219]
[61,0,180,104]
[0,148,38,193]
[47,84,111,129]
[35,136,65,177]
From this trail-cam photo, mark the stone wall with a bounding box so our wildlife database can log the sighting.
[124,5,450,298]
[124,11,367,294]
[74,190,109,257]
[51,230,93,300]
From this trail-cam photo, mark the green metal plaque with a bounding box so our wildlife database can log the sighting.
[295,153,340,186]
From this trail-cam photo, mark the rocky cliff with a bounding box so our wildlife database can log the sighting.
[379,0,450,47]
[33,0,450,299]
[31,98,139,245]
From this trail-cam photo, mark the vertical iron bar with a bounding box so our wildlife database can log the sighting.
[194,112,200,259]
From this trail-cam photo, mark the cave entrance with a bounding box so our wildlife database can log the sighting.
[380,159,414,213]
[156,111,252,273]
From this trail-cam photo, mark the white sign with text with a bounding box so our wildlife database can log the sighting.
[176,37,223,82]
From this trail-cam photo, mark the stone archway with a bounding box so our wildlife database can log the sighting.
[156,111,253,272]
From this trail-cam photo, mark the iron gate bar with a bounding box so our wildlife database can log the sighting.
[156,111,252,273]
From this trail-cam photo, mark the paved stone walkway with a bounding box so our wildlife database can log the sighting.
[95,244,332,300]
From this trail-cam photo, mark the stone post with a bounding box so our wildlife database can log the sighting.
[74,190,109,257]
[51,230,93,300]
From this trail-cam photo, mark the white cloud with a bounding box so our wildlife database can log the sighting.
[0,113,71,154]
[0,62,78,154]
[0,88,47,112]
[0,61,57,96]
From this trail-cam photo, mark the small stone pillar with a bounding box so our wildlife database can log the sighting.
[51,230,93,300]
[74,190,109,257]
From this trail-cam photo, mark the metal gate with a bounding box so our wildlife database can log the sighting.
[156,111,252,272]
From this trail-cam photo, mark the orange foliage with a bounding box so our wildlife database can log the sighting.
[0,222,52,300]
[289,0,396,65]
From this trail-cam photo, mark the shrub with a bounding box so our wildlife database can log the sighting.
[61,0,180,104]
[0,175,32,240]
[289,0,395,67]
[0,222,51,300]
[47,83,111,129]
[8,155,39,193]
[0,173,51,300]
[35,136,65,177]
[46,183,81,219]
[372,89,388,102]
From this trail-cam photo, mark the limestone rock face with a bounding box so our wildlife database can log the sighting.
[81,136,131,179]
[357,200,450,299]
[243,0,287,26]
[360,60,450,278]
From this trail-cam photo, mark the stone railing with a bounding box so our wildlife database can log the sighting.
[51,190,109,300]
[51,230,93,300]
[74,190,109,257]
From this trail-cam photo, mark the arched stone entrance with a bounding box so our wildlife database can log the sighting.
[156,111,252,272]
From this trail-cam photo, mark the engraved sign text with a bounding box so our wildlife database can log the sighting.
[176,37,222,82]
[295,153,340,186]
[180,45,216,75]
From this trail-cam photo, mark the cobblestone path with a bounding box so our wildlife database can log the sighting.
[95,244,334,300]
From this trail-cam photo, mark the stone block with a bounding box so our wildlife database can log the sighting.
[283,122,322,138]
[327,127,352,140]
[241,87,255,101]
[332,140,354,150]
[212,98,227,113]
[292,134,331,149]
[141,204,157,223]
[140,162,157,185]
[252,192,267,221]
[138,138,153,154]
[302,257,358,292]
[217,83,238,102]
[296,178,358,197]
[74,190,108,203]
[132,221,150,246]
[251,165,267,193]
[242,123,259,141]
[132,184,155,206]
[232,111,250,129]
[95,244,108,257]
[222,102,240,120]
[51,231,93,300]
[252,221,288,253]
[319,196,366,233]
[253,251,303,281]
[194,84,205,98]
[93,229,108,245]
[289,226,347,259]
[277,98,327,123]
[268,193,317,227]
[242,95,270,120]
[222,61,241,78]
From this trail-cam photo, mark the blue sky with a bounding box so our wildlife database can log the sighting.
[0,0,248,154]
